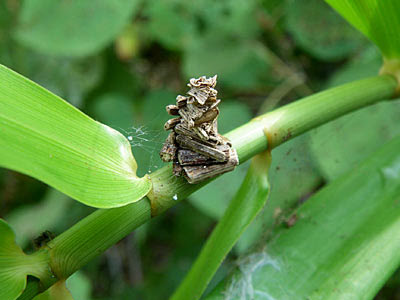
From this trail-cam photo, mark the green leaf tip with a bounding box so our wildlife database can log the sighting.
[325,0,400,60]
[0,219,52,300]
[0,65,152,208]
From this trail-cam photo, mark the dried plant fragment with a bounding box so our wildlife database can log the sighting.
[166,105,179,116]
[176,134,227,162]
[177,149,212,166]
[159,132,177,162]
[164,117,181,130]
[183,149,239,184]
[159,75,239,183]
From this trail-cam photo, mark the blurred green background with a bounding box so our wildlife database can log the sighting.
[1,0,400,299]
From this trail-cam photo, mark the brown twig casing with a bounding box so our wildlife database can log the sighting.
[159,75,239,183]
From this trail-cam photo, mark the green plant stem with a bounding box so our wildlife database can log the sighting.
[18,75,397,299]
[47,199,151,280]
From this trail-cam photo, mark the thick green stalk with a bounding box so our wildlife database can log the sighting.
[19,75,397,299]
[47,199,150,281]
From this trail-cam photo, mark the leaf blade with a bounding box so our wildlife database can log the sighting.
[0,65,151,208]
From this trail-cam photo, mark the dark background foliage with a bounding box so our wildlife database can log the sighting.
[1,0,399,299]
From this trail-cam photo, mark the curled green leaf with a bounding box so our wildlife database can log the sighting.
[0,65,152,208]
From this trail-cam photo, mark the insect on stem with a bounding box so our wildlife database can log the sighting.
[159,75,239,184]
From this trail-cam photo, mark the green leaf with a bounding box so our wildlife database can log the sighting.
[325,0,400,59]
[172,152,270,300]
[14,0,140,57]
[206,135,400,300]
[286,0,365,61]
[0,65,151,208]
[0,219,51,300]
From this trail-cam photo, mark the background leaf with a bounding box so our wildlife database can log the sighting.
[143,0,271,90]
[206,135,400,300]
[20,55,104,107]
[14,0,140,57]
[0,42,104,108]
[0,65,151,208]
[143,0,195,51]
